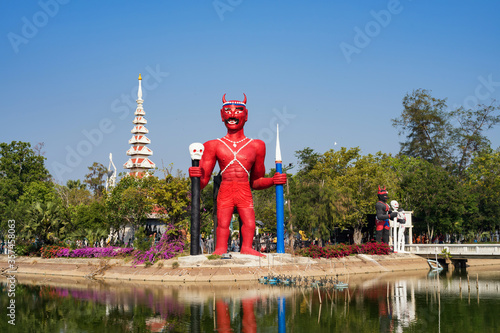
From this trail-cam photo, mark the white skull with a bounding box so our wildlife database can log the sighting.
[390,200,399,211]
[189,143,204,160]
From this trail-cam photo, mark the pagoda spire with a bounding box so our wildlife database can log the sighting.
[123,74,155,177]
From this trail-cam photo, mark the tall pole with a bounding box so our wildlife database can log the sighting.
[212,173,221,248]
[275,125,285,254]
[189,143,204,255]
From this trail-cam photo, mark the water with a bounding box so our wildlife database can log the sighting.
[1,266,500,332]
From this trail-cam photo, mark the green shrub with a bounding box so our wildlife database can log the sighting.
[15,240,41,256]
[207,254,221,260]
[133,226,153,251]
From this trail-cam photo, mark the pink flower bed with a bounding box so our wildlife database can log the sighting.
[41,245,134,258]
[40,225,186,264]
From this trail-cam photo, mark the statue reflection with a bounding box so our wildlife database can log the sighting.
[216,298,258,333]
[362,279,417,333]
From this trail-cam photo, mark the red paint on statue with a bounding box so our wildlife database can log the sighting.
[189,94,286,256]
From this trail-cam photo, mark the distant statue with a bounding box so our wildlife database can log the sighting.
[390,200,407,252]
[105,153,117,191]
[375,186,398,243]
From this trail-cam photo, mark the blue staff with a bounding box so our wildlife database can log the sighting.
[275,124,285,253]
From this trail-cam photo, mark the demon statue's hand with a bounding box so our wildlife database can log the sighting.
[189,166,203,178]
[389,211,398,219]
[273,172,287,185]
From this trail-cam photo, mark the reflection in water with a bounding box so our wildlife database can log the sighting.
[1,267,500,332]
[278,296,286,333]
[216,298,258,333]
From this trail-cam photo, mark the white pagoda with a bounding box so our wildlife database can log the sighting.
[123,74,155,176]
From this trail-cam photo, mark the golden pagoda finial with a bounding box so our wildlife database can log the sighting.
[138,73,142,80]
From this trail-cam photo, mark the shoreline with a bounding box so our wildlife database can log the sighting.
[1,253,498,283]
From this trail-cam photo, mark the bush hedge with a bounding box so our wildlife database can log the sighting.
[296,242,391,259]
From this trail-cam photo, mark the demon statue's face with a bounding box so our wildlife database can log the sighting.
[377,186,389,202]
[220,94,248,131]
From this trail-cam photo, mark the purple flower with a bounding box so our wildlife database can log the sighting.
[132,224,186,265]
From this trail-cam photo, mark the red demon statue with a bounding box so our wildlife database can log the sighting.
[189,94,287,256]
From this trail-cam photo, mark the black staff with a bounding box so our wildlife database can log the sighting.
[189,143,204,255]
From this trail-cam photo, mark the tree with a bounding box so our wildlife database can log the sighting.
[14,180,65,243]
[392,89,452,166]
[151,171,191,228]
[0,141,51,222]
[252,168,292,234]
[0,177,22,220]
[465,148,500,238]
[386,155,429,210]
[0,142,61,243]
[288,148,328,243]
[55,180,92,208]
[199,178,216,237]
[24,201,66,243]
[393,90,500,176]
[275,150,319,245]
[67,179,86,190]
[70,201,109,232]
[288,174,323,241]
[391,91,500,240]
[311,148,397,244]
[84,162,107,197]
[67,200,109,245]
[294,147,321,176]
[393,156,468,241]
[288,147,396,245]
[0,141,50,186]
[450,103,500,176]
[106,174,156,237]
[33,142,46,156]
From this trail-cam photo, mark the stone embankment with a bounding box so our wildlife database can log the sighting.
[1,253,497,282]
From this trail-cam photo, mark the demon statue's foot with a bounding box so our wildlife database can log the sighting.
[212,248,228,255]
[240,247,266,257]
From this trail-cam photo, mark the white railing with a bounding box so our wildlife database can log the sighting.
[405,244,500,256]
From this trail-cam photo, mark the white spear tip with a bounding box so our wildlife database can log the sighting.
[275,124,282,162]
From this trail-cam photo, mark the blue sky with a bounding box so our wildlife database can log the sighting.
[2,0,500,184]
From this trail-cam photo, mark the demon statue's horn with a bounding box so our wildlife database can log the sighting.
[222,93,247,105]
[378,185,387,194]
